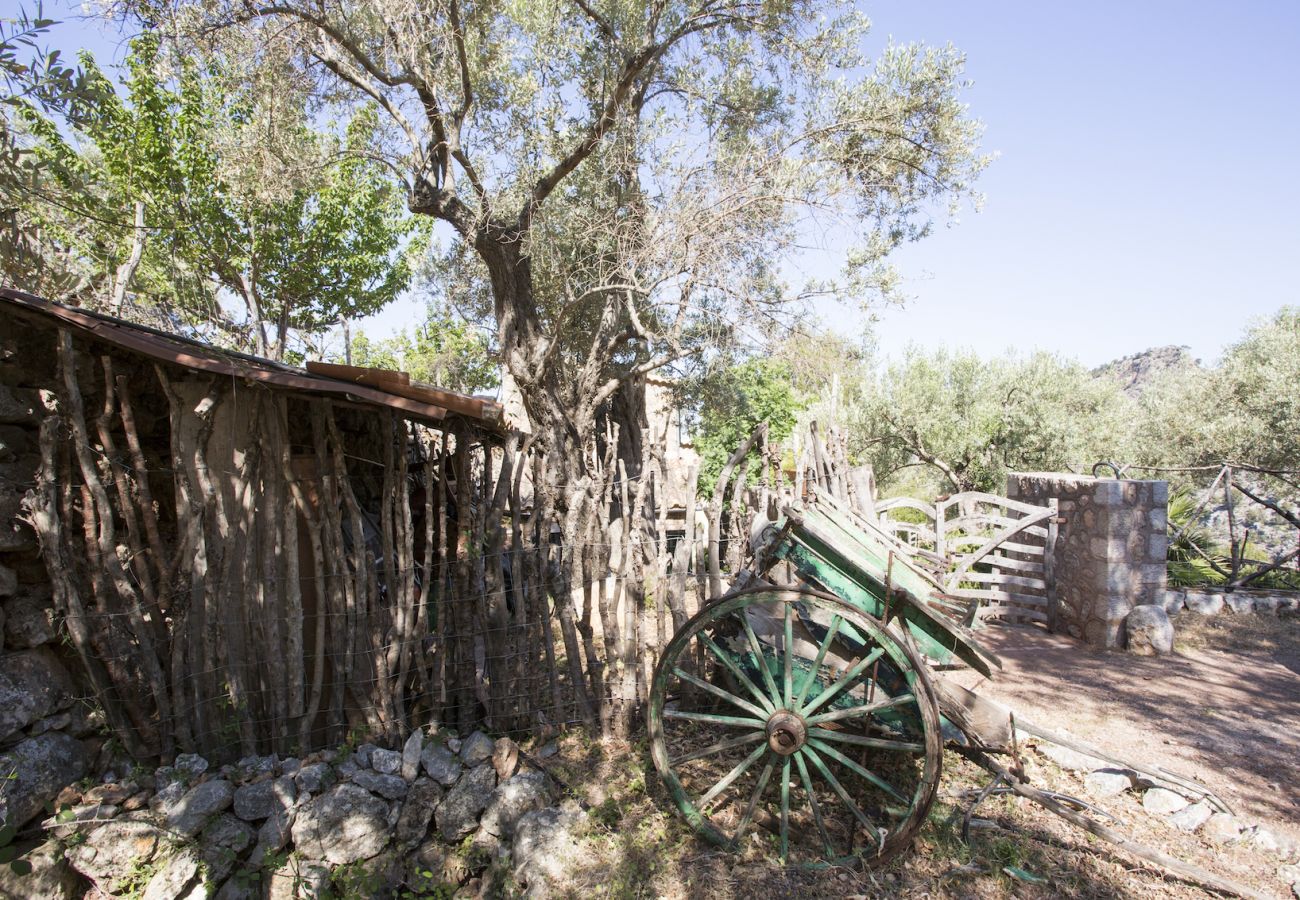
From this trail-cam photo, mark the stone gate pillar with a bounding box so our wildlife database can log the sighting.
[1006,473,1168,649]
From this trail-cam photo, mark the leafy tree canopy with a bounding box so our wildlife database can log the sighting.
[691,356,804,495]
[350,303,496,395]
[12,25,423,359]
[845,347,1134,495]
[141,0,988,503]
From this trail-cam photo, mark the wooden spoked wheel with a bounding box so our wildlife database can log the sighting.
[648,587,942,867]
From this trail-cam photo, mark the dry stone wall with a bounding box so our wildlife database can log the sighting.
[1007,473,1168,649]
[0,332,97,837]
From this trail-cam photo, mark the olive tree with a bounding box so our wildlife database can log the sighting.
[146,0,986,514]
[848,347,1135,495]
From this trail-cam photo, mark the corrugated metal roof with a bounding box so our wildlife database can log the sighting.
[0,288,504,429]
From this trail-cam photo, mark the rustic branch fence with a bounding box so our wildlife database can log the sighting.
[22,319,1055,765]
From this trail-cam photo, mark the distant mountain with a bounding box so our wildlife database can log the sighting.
[1094,345,1200,397]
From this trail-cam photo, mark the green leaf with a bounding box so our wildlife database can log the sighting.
[9,859,33,877]
[0,846,16,864]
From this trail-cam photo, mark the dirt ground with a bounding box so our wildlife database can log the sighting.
[525,610,1300,899]
[952,613,1300,841]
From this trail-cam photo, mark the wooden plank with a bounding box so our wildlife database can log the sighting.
[938,491,1059,518]
[978,553,1044,573]
[948,589,1048,606]
[983,607,1049,624]
[961,571,1047,591]
[304,360,410,387]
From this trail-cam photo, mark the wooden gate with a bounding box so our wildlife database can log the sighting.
[876,492,1059,627]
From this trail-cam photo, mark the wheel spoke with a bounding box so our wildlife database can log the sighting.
[804,692,915,726]
[733,751,777,848]
[801,743,884,848]
[794,750,835,858]
[806,727,924,753]
[805,737,908,805]
[664,709,765,729]
[699,742,770,810]
[700,633,776,714]
[671,666,769,720]
[794,614,841,708]
[800,647,884,717]
[740,613,782,706]
[782,602,794,708]
[670,731,765,766]
[779,757,791,864]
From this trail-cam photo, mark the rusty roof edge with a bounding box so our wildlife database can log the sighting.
[0,288,499,428]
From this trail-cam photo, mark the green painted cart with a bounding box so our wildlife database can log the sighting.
[647,490,1007,868]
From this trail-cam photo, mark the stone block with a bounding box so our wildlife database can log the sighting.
[1162,590,1185,614]
[1223,593,1255,614]
[1094,481,1123,506]
[1148,508,1168,531]
[0,385,40,424]
[1184,591,1224,615]
[1148,534,1168,562]
[1151,482,1169,505]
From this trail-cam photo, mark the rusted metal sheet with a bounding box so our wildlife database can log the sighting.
[0,289,501,429]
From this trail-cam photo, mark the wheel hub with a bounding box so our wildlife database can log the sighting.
[765,710,807,756]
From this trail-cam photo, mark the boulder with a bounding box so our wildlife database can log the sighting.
[1036,741,1106,773]
[370,748,402,776]
[395,777,444,846]
[234,755,276,782]
[141,847,202,900]
[232,776,296,822]
[0,732,89,828]
[291,783,390,866]
[150,781,186,816]
[1084,769,1134,798]
[1125,604,1174,655]
[1161,590,1185,614]
[294,762,334,795]
[1184,591,1224,616]
[460,731,495,767]
[511,805,586,894]
[1203,813,1244,843]
[481,771,550,839]
[197,814,256,884]
[1142,787,1189,815]
[1169,801,1213,832]
[0,647,76,742]
[401,731,424,782]
[0,386,39,424]
[0,839,80,899]
[354,743,378,769]
[69,819,170,895]
[0,562,16,597]
[420,744,463,787]
[492,737,521,780]
[0,473,35,552]
[173,754,210,780]
[351,769,408,800]
[438,763,497,841]
[1223,593,1256,614]
[248,807,295,866]
[2,591,56,650]
[165,779,235,838]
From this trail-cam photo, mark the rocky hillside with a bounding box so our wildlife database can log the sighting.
[1095,345,1200,397]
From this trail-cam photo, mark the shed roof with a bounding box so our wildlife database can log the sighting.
[0,288,503,429]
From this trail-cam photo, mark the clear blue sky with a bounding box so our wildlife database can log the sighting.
[854,0,1300,366]
[41,1,1300,367]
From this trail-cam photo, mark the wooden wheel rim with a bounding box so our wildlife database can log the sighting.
[647,586,943,868]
